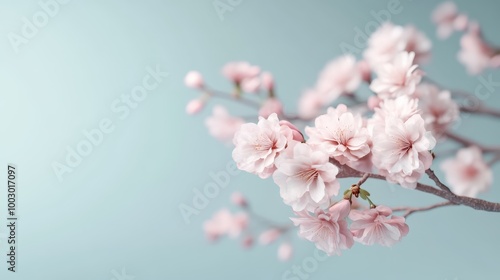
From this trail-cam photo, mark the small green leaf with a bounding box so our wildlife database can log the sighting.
[343,189,351,196]
[359,189,370,200]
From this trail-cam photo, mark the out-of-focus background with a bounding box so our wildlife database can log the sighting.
[0,0,499,279]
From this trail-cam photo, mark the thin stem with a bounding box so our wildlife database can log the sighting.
[333,160,500,212]
[206,88,261,109]
[444,131,500,153]
[392,201,456,218]
[488,154,500,166]
[425,169,452,193]
[245,206,291,231]
[357,173,370,187]
[460,105,500,118]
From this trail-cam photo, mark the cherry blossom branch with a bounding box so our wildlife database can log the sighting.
[460,105,500,118]
[392,201,456,218]
[206,88,261,109]
[425,168,452,193]
[333,160,500,212]
[444,131,500,153]
[423,77,500,118]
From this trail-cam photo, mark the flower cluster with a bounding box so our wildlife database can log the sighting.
[186,1,498,260]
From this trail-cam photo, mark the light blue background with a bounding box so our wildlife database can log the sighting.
[0,0,499,279]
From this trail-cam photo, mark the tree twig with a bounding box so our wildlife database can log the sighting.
[392,201,456,218]
[333,160,500,212]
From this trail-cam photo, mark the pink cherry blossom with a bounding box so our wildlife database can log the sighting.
[184,71,204,89]
[186,99,205,115]
[291,200,354,256]
[441,146,493,197]
[259,228,282,245]
[231,192,247,207]
[232,113,293,178]
[298,89,325,120]
[222,61,261,84]
[369,95,420,132]
[402,25,432,64]
[205,106,245,143]
[364,23,406,68]
[278,242,293,261]
[372,114,436,188]
[241,235,254,248]
[370,51,422,99]
[261,72,274,92]
[203,209,249,241]
[349,205,409,246]
[279,120,304,142]
[259,98,283,118]
[306,104,370,165]
[458,23,496,75]
[417,84,459,137]
[315,55,362,102]
[432,1,468,39]
[241,76,261,93]
[273,143,340,211]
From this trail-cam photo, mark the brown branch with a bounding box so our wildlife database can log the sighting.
[425,169,452,193]
[207,88,261,109]
[444,131,500,153]
[460,105,500,118]
[392,201,456,218]
[334,160,500,213]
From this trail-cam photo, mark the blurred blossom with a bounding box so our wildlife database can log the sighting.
[458,22,497,75]
[298,89,324,120]
[441,146,492,197]
[184,71,204,89]
[432,1,468,39]
[203,209,249,241]
[231,192,247,207]
[186,99,205,115]
[277,242,293,261]
[315,55,362,103]
[261,72,274,92]
[205,106,244,143]
[259,98,283,118]
[259,228,282,245]
[222,61,260,84]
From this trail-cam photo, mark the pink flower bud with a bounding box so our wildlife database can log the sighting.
[357,60,371,83]
[259,98,283,118]
[261,72,274,91]
[241,77,261,93]
[186,99,204,115]
[277,242,293,261]
[453,14,468,31]
[184,71,204,89]
[231,192,247,207]
[279,120,304,142]
[259,228,281,245]
[241,235,254,249]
